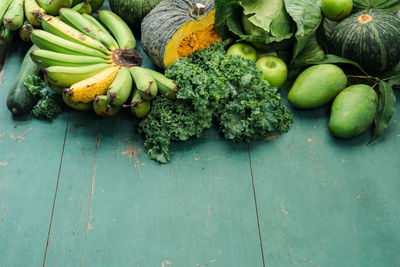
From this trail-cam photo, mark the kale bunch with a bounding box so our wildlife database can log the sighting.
[139,41,293,163]
[24,75,63,120]
[139,97,212,163]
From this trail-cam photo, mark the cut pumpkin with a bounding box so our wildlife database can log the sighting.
[141,0,222,69]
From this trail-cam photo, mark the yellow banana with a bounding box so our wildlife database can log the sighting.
[68,66,120,103]
[62,89,93,111]
[43,63,111,87]
[25,0,46,27]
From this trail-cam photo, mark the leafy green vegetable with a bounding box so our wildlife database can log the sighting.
[139,41,293,163]
[139,97,213,163]
[24,75,63,120]
[24,75,47,100]
[215,0,322,59]
[284,0,322,62]
[31,94,63,120]
[215,0,294,49]
[290,35,325,68]
[353,0,400,13]
[369,81,397,144]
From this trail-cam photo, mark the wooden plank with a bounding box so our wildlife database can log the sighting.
[44,43,263,266]
[250,91,400,266]
[83,127,262,267]
[0,44,68,266]
[43,112,101,266]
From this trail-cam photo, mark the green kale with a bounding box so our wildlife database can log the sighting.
[140,41,293,163]
[139,97,213,163]
[24,75,48,100]
[25,75,63,120]
[31,94,63,120]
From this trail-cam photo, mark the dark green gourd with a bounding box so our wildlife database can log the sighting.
[6,45,41,115]
[329,9,400,73]
[108,0,163,32]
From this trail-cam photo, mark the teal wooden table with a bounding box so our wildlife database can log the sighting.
[1,19,400,267]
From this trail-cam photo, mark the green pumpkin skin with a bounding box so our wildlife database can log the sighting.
[329,84,378,139]
[109,0,163,31]
[329,9,400,73]
[288,64,347,109]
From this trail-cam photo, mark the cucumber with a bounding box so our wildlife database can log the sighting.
[6,45,41,115]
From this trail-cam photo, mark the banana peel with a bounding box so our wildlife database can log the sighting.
[67,66,120,103]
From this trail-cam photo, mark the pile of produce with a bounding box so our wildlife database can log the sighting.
[0,0,104,45]
[3,0,400,163]
[140,41,293,163]
[7,8,178,119]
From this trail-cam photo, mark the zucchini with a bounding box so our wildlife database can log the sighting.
[6,45,41,115]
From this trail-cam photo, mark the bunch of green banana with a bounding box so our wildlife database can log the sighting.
[29,8,177,118]
[0,0,104,45]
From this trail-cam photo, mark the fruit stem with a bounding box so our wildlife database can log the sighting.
[346,75,378,80]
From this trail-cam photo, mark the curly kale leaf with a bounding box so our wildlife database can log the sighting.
[216,55,293,141]
[31,94,63,120]
[139,97,213,163]
[24,75,48,100]
[165,41,230,113]
[218,91,293,142]
[25,75,63,120]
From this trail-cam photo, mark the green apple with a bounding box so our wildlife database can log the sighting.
[226,43,258,62]
[321,0,353,21]
[256,56,287,88]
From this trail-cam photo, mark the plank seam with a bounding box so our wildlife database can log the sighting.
[80,122,101,267]
[248,144,266,267]
[42,112,71,267]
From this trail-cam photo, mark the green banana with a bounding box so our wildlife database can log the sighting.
[43,63,111,87]
[62,89,93,110]
[97,10,136,50]
[145,69,178,100]
[44,76,64,94]
[0,26,14,45]
[59,8,118,51]
[31,29,110,59]
[88,0,104,12]
[31,49,111,68]
[81,13,118,51]
[36,0,72,16]
[128,89,151,118]
[41,15,110,54]
[82,13,108,32]
[0,0,14,27]
[3,0,24,31]
[107,68,133,106]
[24,0,46,27]
[19,21,34,42]
[72,1,92,14]
[129,67,158,100]
[93,95,121,117]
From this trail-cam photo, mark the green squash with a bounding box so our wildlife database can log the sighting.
[141,0,222,69]
[329,9,400,73]
[108,0,163,32]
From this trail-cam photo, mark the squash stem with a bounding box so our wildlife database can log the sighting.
[190,3,206,19]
